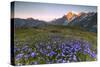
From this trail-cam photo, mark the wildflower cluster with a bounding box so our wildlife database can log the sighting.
[14,35,96,65]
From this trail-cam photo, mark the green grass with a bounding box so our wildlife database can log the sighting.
[14,25,97,65]
[14,25,97,49]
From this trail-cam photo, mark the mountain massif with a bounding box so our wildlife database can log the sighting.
[12,12,97,33]
[50,12,97,32]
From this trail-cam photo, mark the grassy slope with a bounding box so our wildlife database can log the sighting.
[14,25,97,50]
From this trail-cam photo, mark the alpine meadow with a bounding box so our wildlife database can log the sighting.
[11,1,97,66]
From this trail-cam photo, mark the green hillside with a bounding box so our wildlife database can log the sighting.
[14,25,97,65]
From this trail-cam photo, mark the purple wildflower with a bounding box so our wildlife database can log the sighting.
[73,55,77,61]
[16,53,23,61]
[48,51,56,56]
[22,45,28,51]
[31,52,36,58]
[90,51,96,58]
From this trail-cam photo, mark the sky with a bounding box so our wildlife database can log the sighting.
[12,1,97,21]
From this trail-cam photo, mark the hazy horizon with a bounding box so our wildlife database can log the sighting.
[12,1,97,21]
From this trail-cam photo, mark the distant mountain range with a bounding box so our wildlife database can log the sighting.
[69,12,97,32]
[12,11,97,33]
[50,12,97,32]
[12,18,48,28]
